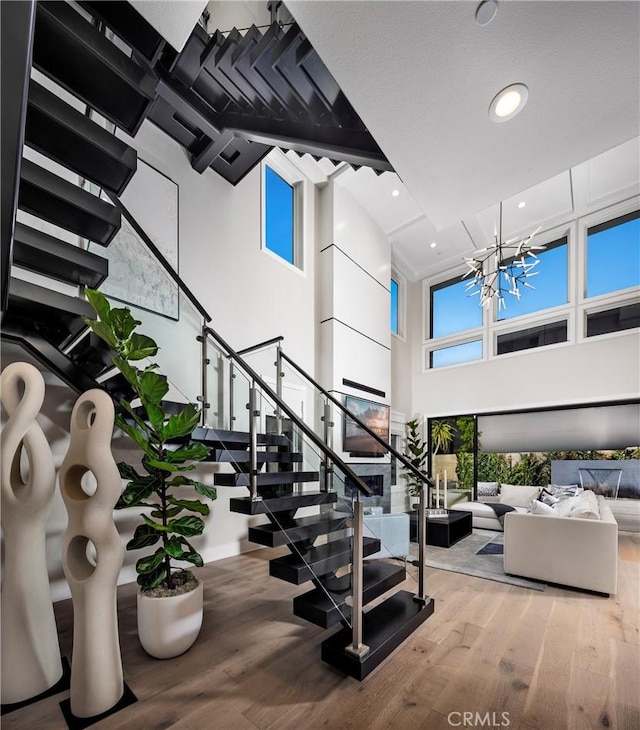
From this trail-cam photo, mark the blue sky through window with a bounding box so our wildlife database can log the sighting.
[431,340,483,368]
[587,216,640,297]
[498,242,568,320]
[391,278,399,334]
[265,166,294,264]
[432,279,483,338]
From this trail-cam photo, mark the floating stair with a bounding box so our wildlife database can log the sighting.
[248,513,349,548]
[214,470,320,488]
[12,223,108,289]
[19,159,121,245]
[33,1,157,135]
[25,80,137,195]
[229,491,336,515]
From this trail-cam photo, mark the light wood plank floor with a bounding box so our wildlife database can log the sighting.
[4,534,639,730]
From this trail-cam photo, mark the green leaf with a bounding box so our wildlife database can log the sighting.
[142,514,170,532]
[113,356,140,389]
[85,288,111,323]
[194,482,217,501]
[164,443,210,463]
[136,548,166,575]
[164,537,185,558]
[162,404,200,439]
[167,515,205,537]
[181,552,204,567]
[126,524,161,550]
[85,319,118,350]
[118,478,156,507]
[168,497,210,516]
[128,333,158,360]
[110,307,140,341]
[118,462,142,481]
[145,402,165,431]
[137,564,167,590]
[151,506,182,519]
[118,399,152,437]
[139,371,169,405]
[115,417,155,457]
[147,459,194,473]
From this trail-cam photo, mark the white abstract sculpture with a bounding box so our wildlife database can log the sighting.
[59,389,124,718]
[0,362,63,704]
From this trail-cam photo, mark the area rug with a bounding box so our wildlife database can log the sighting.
[410,529,546,591]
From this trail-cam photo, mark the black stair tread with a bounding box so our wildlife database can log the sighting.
[248,512,349,547]
[78,1,166,66]
[191,427,288,447]
[12,222,108,288]
[229,491,337,515]
[293,561,407,629]
[69,332,113,378]
[214,470,319,488]
[321,590,435,680]
[19,159,121,246]
[33,1,157,136]
[269,537,381,585]
[6,277,94,347]
[25,80,137,196]
[210,448,302,464]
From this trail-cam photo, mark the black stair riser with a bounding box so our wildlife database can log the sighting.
[25,80,137,196]
[293,562,407,629]
[191,427,288,447]
[12,222,108,289]
[248,514,349,548]
[214,470,319,488]
[19,159,121,246]
[69,332,114,378]
[33,2,156,136]
[229,491,337,515]
[321,591,435,680]
[269,537,381,585]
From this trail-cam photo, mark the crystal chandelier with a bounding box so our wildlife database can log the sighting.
[463,202,544,310]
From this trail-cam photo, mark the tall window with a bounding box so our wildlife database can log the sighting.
[263,165,300,267]
[497,238,568,320]
[586,211,640,298]
[391,278,399,334]
[431,278,483,338]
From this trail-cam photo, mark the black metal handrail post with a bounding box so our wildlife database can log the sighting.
[346,495,369,658]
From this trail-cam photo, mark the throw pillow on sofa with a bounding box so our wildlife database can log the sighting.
[530,500,560,517]
[568,490,600,520]
[553,495,581,517]
[539,488,560,506]
[478,481,500,497]
[499,484,542,508]
[548,484,580,499]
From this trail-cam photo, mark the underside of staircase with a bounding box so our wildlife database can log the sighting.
[0,0,432,681]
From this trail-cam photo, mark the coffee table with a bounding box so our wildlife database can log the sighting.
[407,509,472,548]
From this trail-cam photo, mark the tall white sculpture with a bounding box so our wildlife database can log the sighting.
[59,389,124,718]
[1,362,63,704]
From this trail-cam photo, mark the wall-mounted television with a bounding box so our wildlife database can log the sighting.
[343,395,390,456]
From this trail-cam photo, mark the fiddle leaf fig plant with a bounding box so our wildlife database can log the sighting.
[402,419,428,498]
[84,289,215,592]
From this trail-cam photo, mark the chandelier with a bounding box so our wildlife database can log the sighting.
[463,202,544,310]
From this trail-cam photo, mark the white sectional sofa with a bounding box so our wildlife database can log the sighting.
[504,495,618,594]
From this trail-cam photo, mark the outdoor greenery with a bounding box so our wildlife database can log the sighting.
[84,289,215,592]
[430,419,455,454]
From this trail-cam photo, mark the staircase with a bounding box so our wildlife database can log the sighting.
[1,0,431,682]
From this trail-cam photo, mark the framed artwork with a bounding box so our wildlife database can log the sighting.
[89,159,179,320]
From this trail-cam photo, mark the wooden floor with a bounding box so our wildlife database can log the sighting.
[5,534,639,730]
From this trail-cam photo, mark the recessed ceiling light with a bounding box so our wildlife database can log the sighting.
[430,242,437,249]
[489,83,529,122]
[476,0,499,26]
[518,201,526,209]
[391,189,400,197]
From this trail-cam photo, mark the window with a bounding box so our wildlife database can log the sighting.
[390,278,399,334]
[586,303,640,337]
[587,211,640,298]
[497,238,568,320]
[497,320,568,355]
[431,278,483,338]
[430,340,483,368]
[263,164,301,268]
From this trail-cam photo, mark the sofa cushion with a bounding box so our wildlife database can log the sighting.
[568,490,600,520]
[553,495,581,517]
[478,481,500,497]
[530,500,560,517]
[500,484,542,508]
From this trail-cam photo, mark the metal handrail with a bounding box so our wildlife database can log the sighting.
[279,350,433,490]
[202,325,374,497]
[236,335,284,357]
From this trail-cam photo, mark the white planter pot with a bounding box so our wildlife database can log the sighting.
[137,580,204,659]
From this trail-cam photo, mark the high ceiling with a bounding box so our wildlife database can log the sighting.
[287,0,640,280]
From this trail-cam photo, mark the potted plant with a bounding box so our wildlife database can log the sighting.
[84,289,215,658]
[402,419,429,502]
